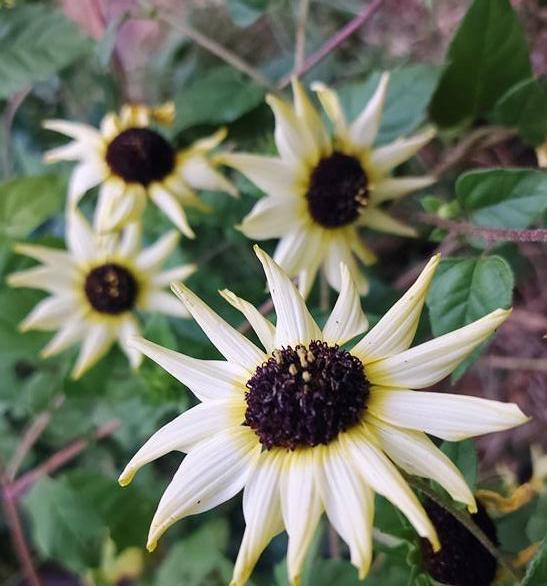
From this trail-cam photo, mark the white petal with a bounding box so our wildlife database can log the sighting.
[368,388,529,441]
[66,209,96,262]
[232,451,284,586]
[323,233,369,295]
[13,244,73,268]
[20,295,77,332]
[179,154,237,196]
[349,72,390,149]
[349,231,377,266]
[368,415,476,512]
[152,264,196,287]
[342,427,439,550]
[219,289,276,353]
[44,141,88,163]
[67,161,104,206]
[316,442,374,579]
[239,196,301,240]
[186,127,227,152]
[369,126,435,176]
[171,282,266,370]
[118,316,143,369]
[254,246,322,347]
[353,254,440,362]
[150,184,195,238]
[71,322,114,379]
[136,230,180,272]
[130,336,249,402]
[143,290,190,318]
[366,308,511,388]
[370,176,436,205]
[7,266,74,294]
[292,78,331,155]
[117,222,142,259]
[280,449,322,585]
[296,249,324,300]
[43,119,103,145]
[273,224,325,278]
[219,153,298,199]
[119,399,245,486]
[359,208,417,237]
[41,318,83,358]
[146,426,260,550]
[323,263,368,345]
[311,82,350,148]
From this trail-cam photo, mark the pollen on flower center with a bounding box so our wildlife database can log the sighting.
[84,263,138,314]
[306,151,368,228]
[245,340,369,450]
[105,127,175,186]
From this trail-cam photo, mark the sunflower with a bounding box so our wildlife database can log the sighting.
[8,210,195,379]
[44,103,237,237]
[220,75,435,296]
[119,247,527,585]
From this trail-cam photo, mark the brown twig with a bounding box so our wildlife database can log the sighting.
[278,0,386,89]
[511,309,547,333]
[294,0,310,71]
[482,356,547,372]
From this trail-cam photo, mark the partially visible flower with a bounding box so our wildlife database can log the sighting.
[84,538,144,586]
[119,247,527,586]
[44,103,237,237]
[221,75,435,296]
[8,210,194,379]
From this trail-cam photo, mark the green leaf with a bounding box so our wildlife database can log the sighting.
[227,0,268,27]
[441,439,478,490]
[491,78,547,146]
[522,539,547,586]
[23,477,105,572]
[174,67,264,133]
[430,0,532,127]
[527,492,547,543]
[0,174,65,240]
[0,4,92,99]
[456,168,547,229]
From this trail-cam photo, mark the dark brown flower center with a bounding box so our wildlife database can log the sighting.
[105,127,175,185]
[306,151,368,228]
[245,341,369,450]
[84,263,138,314]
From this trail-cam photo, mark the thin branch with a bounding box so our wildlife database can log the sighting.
[417,213,547,243]
[294,0,310,71]
[482,355,547,373]
[511,309,547,333]
[278,0,385,89]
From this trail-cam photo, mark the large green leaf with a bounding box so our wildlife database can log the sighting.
[0,4,92,99]
[522,539,547,586]
[456,168,547,229]
[430,0,532,127]
[441,439,478,490]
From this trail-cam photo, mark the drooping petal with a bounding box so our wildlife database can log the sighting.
[254,246,322,347]
[368,388,529,441]
[367,415,476,512]
[150,184,195,238]
[41,317,84,358]
[119,399,246,486]
[171,282,266,370]
[129,336,249,401]
[146,426,260,551]
[20,295,77,332]
[71,322,114,379]
[316,442,374,579]
[280,449,323,585]
[136,230,180,272]
[179,153,237,196]
[353,254,440,362]
[365,308,511,388]
[152,264,196,287]
[342,426,439,550]
[297,247,324,300]
[311,82,350,149]
[322,232,369,295]
[116,222,142,259]
[118,315,143,369]
[143,290,190,318]
[67,161,104,206]
[66,209,96,262]
[273,224,325,279]
[349,72,390,149]
[291,78,331,156]
[239,196,301,240]
[219,289,276,353]
[231,451,284,586]
[349,231,377,266]
[359,208,417,237]
[370,176,436,205]
[323,263,368,345]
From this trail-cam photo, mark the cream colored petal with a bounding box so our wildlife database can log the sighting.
[67,161,104,206]
[292,78,331,155]
[143,290,190,318]
[20,295,77,332]
[187,127,227,152]
[296,248,324,300]
[368,388,529,441]
[323,263,368,345]
[323,233,369,295]
[44,141,89,163]
[369,126,435,176]
[136,230,180,272]
[349,72,390,149]
[231,451,284,586]
[254,246,322,347]
[367,415,476,512]
[7,266,74,294]
[171,282,265,370]
[130,336,247,401]
[365,308,511,388]
[165,175,211,212]
[179,154,237,196]
[359,208,417,237]
[71,322,114,379]
[13,243,73,268]
[150,184,195,239]
[273,223,325,278]
[93,178,126,233]
[119,398,245,486]
[43,119,103,145]
[316,442,374,579]
[119,104,150,128]
[311,82,350,148]
[370,176,436,205]
[116,222,142,259]
[353,254,440,362]
[349,231,377,266]
[118,315,142,369]
[219,289,276,353]
[239,197,301,240]
[41,318,84,358]
[66,209,96,262]
[146,426,260,551]
[99,184,146,234]
[152,264,196,287]
[343,426,439,550]
[219,153,298,199]
[100,112,121,140]
[280,449,322,586]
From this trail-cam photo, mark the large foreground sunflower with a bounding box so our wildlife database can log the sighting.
[120,247,527,585]
[44,103,236,237]
[8,211,194,379]
[221,75,435,295]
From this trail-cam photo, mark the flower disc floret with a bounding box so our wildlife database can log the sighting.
[84,263,138,314]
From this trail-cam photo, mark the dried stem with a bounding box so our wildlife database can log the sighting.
[294,0,310,71]
[278,0,385,89]
[482,355,547,372]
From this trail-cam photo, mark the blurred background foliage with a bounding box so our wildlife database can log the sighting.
[0,0,546,585]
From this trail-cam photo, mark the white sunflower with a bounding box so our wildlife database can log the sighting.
[119,246,528,585]
[44,103,237,237]
[8,210,195,379]
[220,75,435,296]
